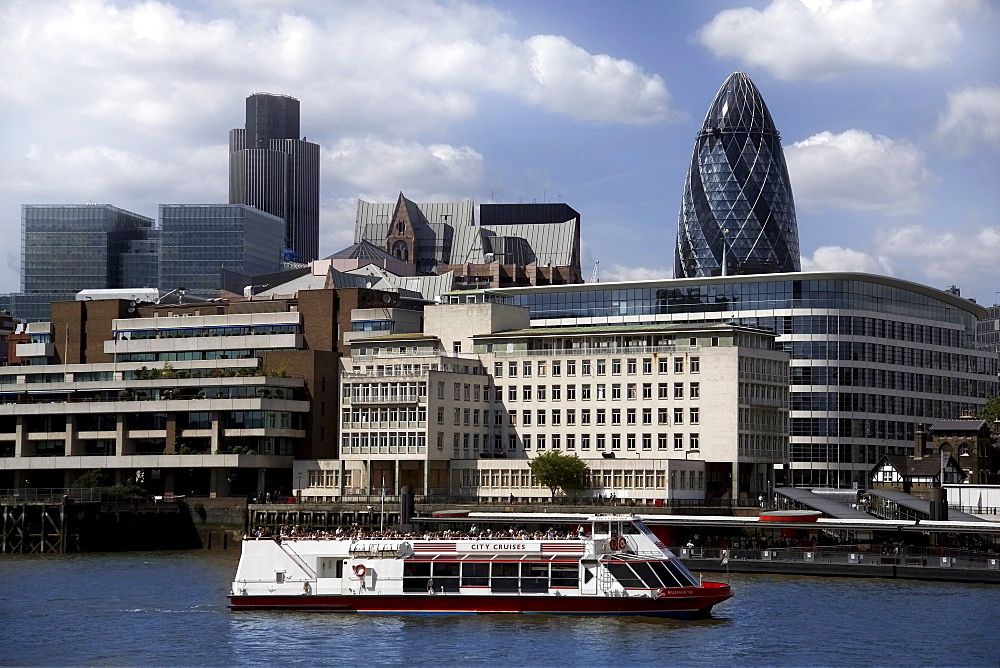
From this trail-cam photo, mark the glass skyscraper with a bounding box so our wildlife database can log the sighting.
[675,72,800,278]
[229,93,320,264]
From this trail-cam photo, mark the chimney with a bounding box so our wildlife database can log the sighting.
[914,424,926,459]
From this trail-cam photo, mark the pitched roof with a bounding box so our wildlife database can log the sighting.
[929,419,988,432]
[877,454,966,480]
[326,240,397,262]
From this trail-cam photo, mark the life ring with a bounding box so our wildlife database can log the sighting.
[354,564,366,578]
[610,536,627,551]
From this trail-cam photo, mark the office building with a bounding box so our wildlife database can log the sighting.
[483,272,998,488]
[229,93,320,263]
[297,300,787,503]
[675,72,800,278]
[158,204,284,294]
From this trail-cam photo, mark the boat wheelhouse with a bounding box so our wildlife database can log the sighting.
[230,514,732,617]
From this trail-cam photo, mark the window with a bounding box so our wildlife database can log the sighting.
[453,342,462,353]
[454,383,461,400]
[582,384,592,400]
[673,408,684,424]
[582,360,591,375]
[494,362,503,378]
[522,410,531,426]
[642,408,652,425]
[674,358,684,373]
[690,357,700,373]
[508,386,517,401]
[537,435,546,450]
[537,361,547,377]
[566,385,576,400]
[551,435,561,449]
[509,362,517,377]
[611,359,621,375]
[642,383,652,399]
[581,434,590,450]
[658,434,668,450]
[494,386,502,402]
[627,383,637,399]
[597,359,606,375]
[523,435,531,450]
[597,384,606,400]
[627,408,636,425]
[567,409,576,425]
[437,407,444,424]
[522,386,532,401]
[537,385,546,401]
[627,359,637,375]
[611,409,621,426]
[523,361,532,377]
[690,433,700,449]
[596,434,605,450]
[437,381,445,399]
[690,382,700,399]
[690,408,700,425]
[552,361,561,377]
[659,359,669,374]
[453,408,461,425]
[567,360,576,376]
[611,384,621,400]
[551,385,561,400]
[626,434,636,450]
[674,383,684,399]
[537,410,547,426]
[643,358,653,374]
[551,410,561,426]
[674,434,684,450]
[508,410,517,425]
[658,383,669,399]
[611,434,621,450]
[582,409,591,425]
[464,384,471,401]
[658,408,669,425]
[597,409,606,426]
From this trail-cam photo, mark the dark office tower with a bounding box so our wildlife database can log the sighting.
[229,93,320,263]
[675,72,800,278]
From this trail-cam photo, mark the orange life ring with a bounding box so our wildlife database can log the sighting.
[610,536,627,551]
[354,564,366,577]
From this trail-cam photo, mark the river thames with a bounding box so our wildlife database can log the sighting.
[1,549,997,666]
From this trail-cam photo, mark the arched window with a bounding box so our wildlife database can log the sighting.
[396,220,405,233]
[392,240,409,262]
[960,442,970,456]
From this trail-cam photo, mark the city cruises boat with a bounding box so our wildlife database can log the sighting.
[229,513,732,617]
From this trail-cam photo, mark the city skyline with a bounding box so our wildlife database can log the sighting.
[0,1,997,299]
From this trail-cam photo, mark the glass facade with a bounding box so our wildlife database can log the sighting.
[158,205,284,294]
[675,72,799,278]
[21,204,153,294]
[488,272,998,488]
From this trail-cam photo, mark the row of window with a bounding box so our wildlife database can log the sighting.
[437,431,702,452]
[460,467,705,492]
[492,356,700,378]
[790,366,994,398]
[494,382,701,403]
[115,324,300,340]
[784,340,993,374]
[342,382,428,404]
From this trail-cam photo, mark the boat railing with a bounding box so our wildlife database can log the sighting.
[676,545,1000,571]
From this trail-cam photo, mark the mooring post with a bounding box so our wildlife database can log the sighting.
[207,531,212,550]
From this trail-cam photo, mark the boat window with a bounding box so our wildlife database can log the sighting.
[551,565,579,588]
[664,559,699,587]
[649,560,681,588]
[491,563,519,593]
[629,561,664,588]
[461,562,489,587]
[521,563,549,593]
[275,571,284,584]
[606,562,644,588]
[403,561,431,592]
[431,562,460,592]
[623,522,642,535]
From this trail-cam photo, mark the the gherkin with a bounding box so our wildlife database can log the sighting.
[675,72,800,278]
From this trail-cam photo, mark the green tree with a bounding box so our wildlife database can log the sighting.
[71,468,107,488]
[528,451,589,498]
[979,393,1000,424]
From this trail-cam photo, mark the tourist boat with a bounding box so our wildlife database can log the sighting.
[229,513,732,617]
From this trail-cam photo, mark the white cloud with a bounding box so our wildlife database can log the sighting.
[800,246,893,275]
[785,130,935,215]
[937,86,1000,153]
[324,137,484,198]
[876,224,1000,284]
[603,264,671,283]
[699,0,974,80]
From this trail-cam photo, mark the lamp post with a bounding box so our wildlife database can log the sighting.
[296,472,302,503]
[720,228,730,277]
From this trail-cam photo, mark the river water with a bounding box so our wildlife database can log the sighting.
[1,548,997,666]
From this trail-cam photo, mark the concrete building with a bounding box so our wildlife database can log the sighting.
[298,300,788,503]
[482,272,998,488]
[0,290,352,497]
[229,93,320,263]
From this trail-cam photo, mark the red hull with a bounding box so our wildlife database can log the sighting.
[230,582,732,618]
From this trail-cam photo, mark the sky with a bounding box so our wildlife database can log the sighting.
[0,0,998,302]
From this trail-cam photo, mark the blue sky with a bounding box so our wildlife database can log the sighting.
[0,0,998,301]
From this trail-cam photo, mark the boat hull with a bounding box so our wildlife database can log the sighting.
[230,583,732,618]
